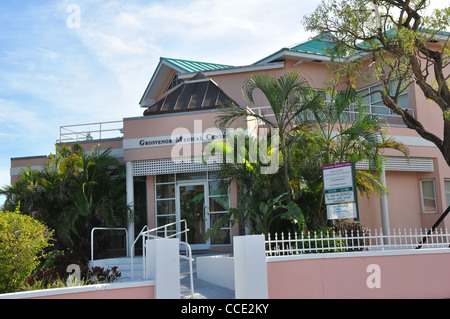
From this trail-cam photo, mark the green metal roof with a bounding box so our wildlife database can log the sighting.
[253,34,336,64]
[288,33,337,55]
[161,57,235,73]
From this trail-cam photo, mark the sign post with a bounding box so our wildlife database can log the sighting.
[323,161,359,220]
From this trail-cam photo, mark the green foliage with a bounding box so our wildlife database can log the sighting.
[303,0,450,166]
[206,192,303,239]
[211,73,407,233]
[0,144,130,256]
[0,207,53,293]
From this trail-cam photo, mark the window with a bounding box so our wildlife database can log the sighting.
[420,179,437,214]
[154,172,231,246]
[166,74,183,92]
[357,81,408,117]
[155,174,177,237]
[444,179,450,208]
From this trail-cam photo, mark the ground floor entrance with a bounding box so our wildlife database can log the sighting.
[154,171,231,251]
[177,181,210,250]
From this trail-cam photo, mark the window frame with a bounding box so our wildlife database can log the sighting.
[420,179,438,214]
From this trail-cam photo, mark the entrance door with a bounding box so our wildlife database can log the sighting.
[176,182,210,250]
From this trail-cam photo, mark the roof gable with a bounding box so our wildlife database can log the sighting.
[140,57,235,107]
[253,33,337,65]
[143,72,237,116]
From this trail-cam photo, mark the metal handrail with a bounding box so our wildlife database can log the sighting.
[141,219,189,242]
[130,225,148,281]
[130,220,195,298]
[90,227,128,261]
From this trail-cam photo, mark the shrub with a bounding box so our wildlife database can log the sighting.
[88,266,121,284]
[0,207,54,293]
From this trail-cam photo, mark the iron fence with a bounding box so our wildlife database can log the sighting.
[265,228,450,256]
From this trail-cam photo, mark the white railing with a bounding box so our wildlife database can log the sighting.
[58,120,123,143]
[90,227,129,261]
[130,220,194,298]
[265,228,450,256]
[250,105,414,125]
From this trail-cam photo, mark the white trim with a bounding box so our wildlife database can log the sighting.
[389,135,436,147]
[266,248,450,263]
[123,130,223,150]
[256,49,333,65]
[356,156,434,172]
[0,280,155,299]
[177,62,285,79]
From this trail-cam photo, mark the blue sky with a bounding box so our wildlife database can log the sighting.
[0,0,448,206]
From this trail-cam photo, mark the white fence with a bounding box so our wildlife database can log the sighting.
[265,228,450,256]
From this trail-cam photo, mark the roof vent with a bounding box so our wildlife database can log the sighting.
[312,60,322,63]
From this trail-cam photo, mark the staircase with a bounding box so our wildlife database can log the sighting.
[89,256,144,282]
[89,254,235,299]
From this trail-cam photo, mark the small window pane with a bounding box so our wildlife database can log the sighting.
[398,94,409,109]
[421,180,437,213]
[209,196,229,212]
[157,215,176,228]
[210,213,228,227]
[157,184,175,199]
[177,173,206,181]
[209,180,228,196]
[157,200,176,215]
[445,180,450,207]
[359,88,370,105]
[156,174,175,183]
[211,229,231,245]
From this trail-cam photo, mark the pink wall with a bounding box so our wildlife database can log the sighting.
[123,110,246,162]
[267,250,450,299]
[30,285,155,300]
[358,171,423,230]
[209,59,331,107]
[1,281,155,300]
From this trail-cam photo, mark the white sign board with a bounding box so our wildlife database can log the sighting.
[323,162,355,205]
[327,203,358,220]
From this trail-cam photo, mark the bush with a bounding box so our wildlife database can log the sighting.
[0,207,53,293]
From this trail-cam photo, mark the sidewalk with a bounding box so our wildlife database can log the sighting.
[180,254,235,299]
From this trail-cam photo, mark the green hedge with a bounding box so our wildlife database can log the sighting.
[0,207,53,293]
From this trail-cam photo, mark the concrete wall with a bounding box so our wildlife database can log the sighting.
[0,280,155,300]
[267,249,450,299]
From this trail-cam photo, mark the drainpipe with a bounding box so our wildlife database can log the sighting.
[379,165,390,245]
[126,161,134,257]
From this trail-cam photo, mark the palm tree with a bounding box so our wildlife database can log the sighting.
[291,88,408,228]
[216,72,321,199]
[1,143,129,255]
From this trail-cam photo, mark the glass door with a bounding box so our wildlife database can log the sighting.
[176,182,210,250]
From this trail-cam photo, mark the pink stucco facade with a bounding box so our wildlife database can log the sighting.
[267,249,450,299]
[9,34,450,255]
[0,280,155,300]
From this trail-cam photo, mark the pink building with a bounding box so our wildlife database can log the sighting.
[10,34,450,254]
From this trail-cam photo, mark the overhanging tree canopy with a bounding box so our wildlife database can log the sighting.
[303,0,450,164]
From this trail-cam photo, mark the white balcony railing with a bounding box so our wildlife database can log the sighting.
[58,121,123,143]
[250,105,413,125]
